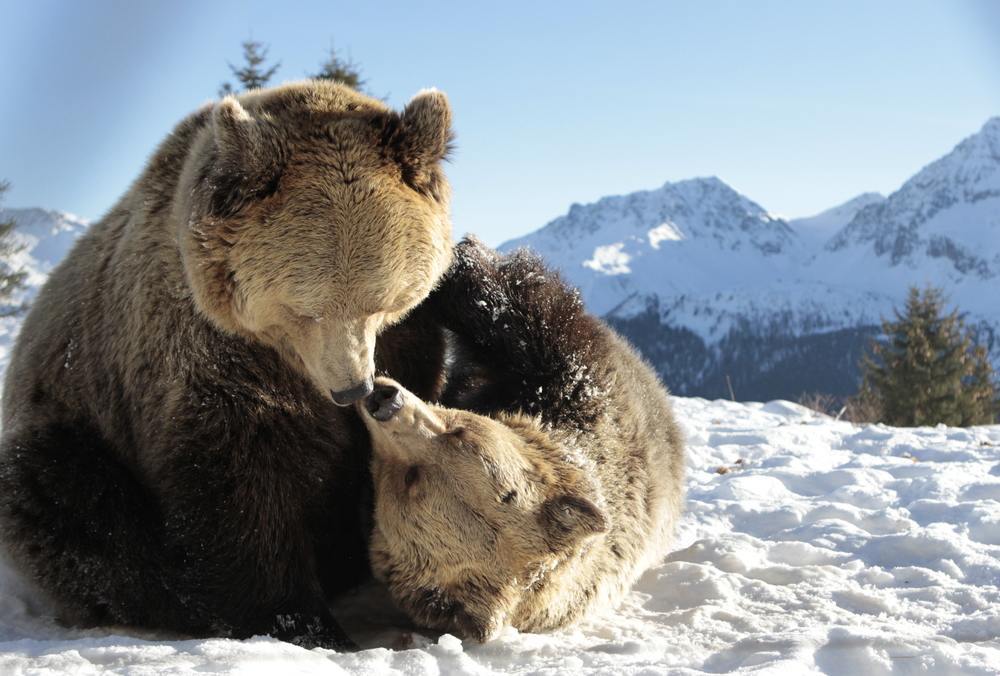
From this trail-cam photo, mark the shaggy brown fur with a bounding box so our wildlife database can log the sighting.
[0,80,454,648]
[361,239,686,641]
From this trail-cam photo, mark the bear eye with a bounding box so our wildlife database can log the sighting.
[281,304,316,326]
[500,489,517,504]
[404,465,421,488]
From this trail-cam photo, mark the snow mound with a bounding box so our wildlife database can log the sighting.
[1,397,998,674]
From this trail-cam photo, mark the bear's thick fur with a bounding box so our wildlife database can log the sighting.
[0,80,454,647]
[360,239,686,640]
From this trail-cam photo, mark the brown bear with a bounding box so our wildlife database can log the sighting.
[359,239,686,641]
[0,80,454,648]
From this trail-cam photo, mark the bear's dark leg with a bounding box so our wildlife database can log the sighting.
[0,410,361,649]
[0,422,193,632]
[426,238,604,428]
[152,413,363,650]
[0,420,357,649]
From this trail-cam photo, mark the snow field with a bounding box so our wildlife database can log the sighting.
[659,399,1000,674]
[1,397,998,674]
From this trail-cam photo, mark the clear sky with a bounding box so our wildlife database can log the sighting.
[1,0,999,245]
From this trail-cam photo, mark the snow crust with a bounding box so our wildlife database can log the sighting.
[1,397,998,674]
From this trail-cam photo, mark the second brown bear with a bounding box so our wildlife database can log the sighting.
[362,239,686,640]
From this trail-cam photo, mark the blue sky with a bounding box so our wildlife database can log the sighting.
[1,0,999,245]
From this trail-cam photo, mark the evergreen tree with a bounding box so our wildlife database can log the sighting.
[0,181,27,315]
[312,43,365,91]
[219,39,280,96]
[858,286,998,426]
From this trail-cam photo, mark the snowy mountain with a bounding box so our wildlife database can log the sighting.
[828,118,1000,274]
[789,192,885,244]
[503,177,800,319]
[502,118,1000,401]
[0,207,89,287]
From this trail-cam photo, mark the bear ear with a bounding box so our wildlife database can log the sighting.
[396,88,453,170]
[213,97,268,174]
[208,97,283,215]
[539,494,608,552]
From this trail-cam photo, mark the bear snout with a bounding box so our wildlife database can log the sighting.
[365,383,404,421]
[330,376,375,406]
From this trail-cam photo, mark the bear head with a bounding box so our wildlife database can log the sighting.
[359,377,608,641]
[178,81,454,405]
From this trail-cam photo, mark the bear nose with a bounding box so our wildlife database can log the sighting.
[365,384,403,422]
[331,377,374,407]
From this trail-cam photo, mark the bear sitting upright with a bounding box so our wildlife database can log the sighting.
[360,239,686,641]
[0,81,454,648]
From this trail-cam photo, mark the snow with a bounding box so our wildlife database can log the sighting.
[583,242,632,275]
[648,222,685,249]
[1,395,998,674]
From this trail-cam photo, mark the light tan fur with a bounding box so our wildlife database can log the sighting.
[177,83,454,398]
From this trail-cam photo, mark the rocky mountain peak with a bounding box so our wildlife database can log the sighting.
[824,119,1000,278]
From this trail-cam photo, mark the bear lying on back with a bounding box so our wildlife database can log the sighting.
[360,239,686,640]
[0,80,455,647]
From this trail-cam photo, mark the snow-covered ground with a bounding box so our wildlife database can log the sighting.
[1,396,998,674]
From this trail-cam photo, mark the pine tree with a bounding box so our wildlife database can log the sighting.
[219,39,280,96]
[858,286,998,427]
[0,181,27,315]
[312,43,366,91]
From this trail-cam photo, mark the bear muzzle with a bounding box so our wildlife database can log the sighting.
[360,378,448,444]
[330,376,375,406]
[365,383,404,421]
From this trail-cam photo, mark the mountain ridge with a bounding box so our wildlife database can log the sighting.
[502,117,1000,400]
